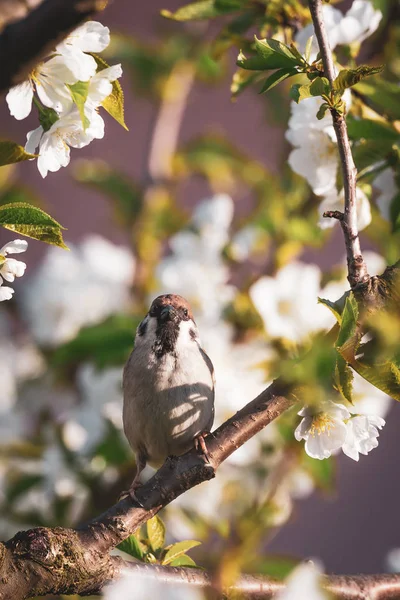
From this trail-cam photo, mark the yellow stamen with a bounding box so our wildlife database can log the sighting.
[309,413,334,437]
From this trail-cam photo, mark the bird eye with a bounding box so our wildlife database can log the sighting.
[183,308,189,318]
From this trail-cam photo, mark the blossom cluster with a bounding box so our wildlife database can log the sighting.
[6,21,122,177]
[0,239,28,301]
[286,0,382,231]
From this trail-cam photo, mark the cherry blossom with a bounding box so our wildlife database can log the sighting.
[0,240,28,301]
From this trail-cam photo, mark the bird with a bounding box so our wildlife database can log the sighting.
[122,293,215,499]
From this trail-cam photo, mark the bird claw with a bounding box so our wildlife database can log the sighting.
[195,431,212,464]
[118,483,145,508]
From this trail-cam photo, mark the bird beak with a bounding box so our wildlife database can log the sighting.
[160,305,178,323]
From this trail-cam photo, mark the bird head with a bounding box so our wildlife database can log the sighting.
[135,294,198,357]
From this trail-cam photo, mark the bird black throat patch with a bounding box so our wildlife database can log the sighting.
[152,321,179,358]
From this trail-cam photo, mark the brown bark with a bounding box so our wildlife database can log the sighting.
[308,0,369,289]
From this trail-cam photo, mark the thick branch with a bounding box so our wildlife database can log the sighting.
[0,379,294,599]
[0,0,105,94]
[308,0,369,289]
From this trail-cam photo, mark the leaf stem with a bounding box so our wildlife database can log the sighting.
[308,0,369,288]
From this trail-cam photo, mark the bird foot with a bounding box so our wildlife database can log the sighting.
[194,431,212,464]
[118,482,145,508]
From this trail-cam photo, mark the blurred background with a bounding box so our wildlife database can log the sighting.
[1,0,400,589]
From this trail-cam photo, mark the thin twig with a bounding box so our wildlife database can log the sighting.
[308,0,369,289]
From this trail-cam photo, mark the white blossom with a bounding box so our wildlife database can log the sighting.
[318,187,371,231]
[294,401,350,460]
[6,55,91,120]
[286,123,338,196]
[155,194,235,324]
[296,1,382,61]
[373,168,397,221]
[6,21,111,120]
[342,414,385,461]
[285,92,351,198]
[25,107,105,178]
[56,21,110,58]
[21,235,135,346]
[352,370,391,419]
[250,262,334,343]
[63,363,123,454]
[0,239,28,301]
[277,561,328,600]
[85,64,122,114]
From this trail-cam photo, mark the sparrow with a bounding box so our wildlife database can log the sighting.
[123,294,215,498]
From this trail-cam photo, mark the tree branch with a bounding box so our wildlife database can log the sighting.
[0,379,294,599]
[308,0,369,289]
[0,0,106,94]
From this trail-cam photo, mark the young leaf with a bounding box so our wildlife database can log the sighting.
[332,65,384,94]
[318,296,344,323]
[161,0,239,21]
[168,554,197,567]
[309,76,330,97]
[147,516,166,552]
[289,82,312,103]
[316,103,329,120]
[253,37,301,69]
[67,81,90,129]
[259,68,298,94]
[0,141,36,167]
[334,354,354,403]
[117,534,144,560]
[305,35,314,64]
[335,292,360,363]
[0,202,67,248]
[162,540,201,565]
[90,53,128,130]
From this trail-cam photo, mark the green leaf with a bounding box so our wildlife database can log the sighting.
[346,117,399,142]
[51,314,137,368]
[117,534,144,560]
[37,105,59,132]
[290,77,330,103]
[0,202,67,248]
[253,37,301,69]
[67,81,90,129]
[289,82,312,103]
[90,53,128,130]
[354,78,400,120]
[318,295,346,323]
[259,68,298,94]
[161,0,240,21]
[305,35,314,64]
[334,354,354,403]
[335,292,360,361]
[316,103,329,120]
[168,555,197,567]
[162,540,201,565]
[309,76,330,97]
[333,65,384,94]
[147,516,166,552]
[0,141,36,167]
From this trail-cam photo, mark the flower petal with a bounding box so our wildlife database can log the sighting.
[6,80,33,120]
[0,286,14,301]
[25,126,43,155]
[57,21,110,54]
[0,239,28,255]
